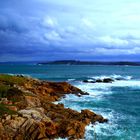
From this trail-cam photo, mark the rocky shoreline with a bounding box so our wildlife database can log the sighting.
[0,74,108,139]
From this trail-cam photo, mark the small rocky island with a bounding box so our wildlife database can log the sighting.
[0,74,107,139]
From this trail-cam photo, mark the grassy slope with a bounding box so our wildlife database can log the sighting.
[0,103,17,117]
[0,74,27,85]
[0,74,28,117]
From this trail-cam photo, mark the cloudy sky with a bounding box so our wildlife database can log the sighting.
[0,0,140,61]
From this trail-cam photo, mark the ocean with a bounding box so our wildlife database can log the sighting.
[0,64,140,140]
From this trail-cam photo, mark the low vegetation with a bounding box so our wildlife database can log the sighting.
[0,74,28,86]
[0,103,17,117]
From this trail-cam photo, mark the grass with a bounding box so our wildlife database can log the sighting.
[0,74,34,117]
[0,74,28,86]
[0,84,11,98]
[0,74,31,102]
[0,84,25,103]
[0,103,17,117]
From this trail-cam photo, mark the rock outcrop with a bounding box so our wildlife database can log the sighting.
[83,78,114,83]
[0,74,108,139]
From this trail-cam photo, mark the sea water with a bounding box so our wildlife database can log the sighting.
[0,64,140,140]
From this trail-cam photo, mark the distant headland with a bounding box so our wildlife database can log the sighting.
[38,60,140,66]
[1,60,140,66]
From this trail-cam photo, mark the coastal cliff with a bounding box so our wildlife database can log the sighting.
[0,74,107,139]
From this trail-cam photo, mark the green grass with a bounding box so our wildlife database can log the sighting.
[0,103,17,117]
[0,85,25,103]
[0,84,11,98]
[0,74,34,117]
[0,74,31,101]
[0,74,28,86]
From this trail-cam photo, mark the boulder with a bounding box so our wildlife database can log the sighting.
[83,80,89,83]
[24,96,41,107]
[18,108,51,122]
[95,79,103,83]
[102,78,114,83]
[83,80,95,83]
[83,78,114,83]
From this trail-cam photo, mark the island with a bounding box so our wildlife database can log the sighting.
[0,74,107,139]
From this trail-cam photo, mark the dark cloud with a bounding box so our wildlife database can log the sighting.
[0,0,140,61]
[0,13,27,33]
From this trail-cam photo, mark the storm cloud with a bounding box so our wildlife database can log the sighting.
[0,0,140,61]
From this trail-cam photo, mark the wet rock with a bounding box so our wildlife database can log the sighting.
[95,79,103,83]
[83,80,89,83]
[83,78,114,83]
[81,109,108,123]
[83,80,95,83]
[115,77,124,80]
[63,120,86,139]
[102,78,114,83]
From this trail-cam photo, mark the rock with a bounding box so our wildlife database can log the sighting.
[18,108,51,122]
[103,78,114,83]
[1,98,9,104]
[83,80,89,83]
[81,109,108,123]
[24,96,41,107]
[0,114,55,139]
[81,109,96,118]
[91,115,108,123]
[5,115,11,121]
[65,121,86,139]
[95,79,103,83]
[57,120,86,139]
[83,80,95,83]
[45,121,58,137]
[96,78,114,83]
[115,77,123,80]
[83,78,114,83]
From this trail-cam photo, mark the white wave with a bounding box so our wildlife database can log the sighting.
[111,80,140,87]
[6,73,15,75]
[77,80,140,97]
[85,109,126,139]
[70,79,140,104]
[77,83,112,97]
[55,77,140,139]
[56,94,126,139]
[55,94,95,111]
[67,78,75,82]
[90,74,132,81]
[6,73,31,78]
[55,138,67,140]
[55,87,130,139]
[85,122,124,139]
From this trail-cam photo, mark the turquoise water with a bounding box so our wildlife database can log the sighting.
[0,64,140,140]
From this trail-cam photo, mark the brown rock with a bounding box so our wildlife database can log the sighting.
[1,98,9,104]
[81,109,96,118]
[24,96,41,107]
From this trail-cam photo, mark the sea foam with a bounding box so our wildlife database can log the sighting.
[90,74,132,81]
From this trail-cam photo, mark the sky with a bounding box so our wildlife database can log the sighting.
[0,0,140,62]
